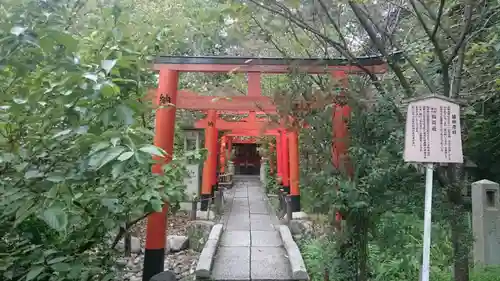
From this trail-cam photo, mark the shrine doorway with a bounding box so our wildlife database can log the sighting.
[233,143,260,175]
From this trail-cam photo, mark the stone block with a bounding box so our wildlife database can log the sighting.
[187,220,215,252]
[166,235,188,253]
[116,236,141,254]
[150,271,176,281]
[196,210,215,220]
[472,179,500,265]
[288,219,313,236]
[278,225,310,280]
[195,225,223,278]
[183,164,200,200]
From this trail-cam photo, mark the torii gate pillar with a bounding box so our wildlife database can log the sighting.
[331,70,351,225]
[201,110,217,210]
[143,69,178,281]
[288,130,301,211]
[276,133,283,184]
[280,129,290,193]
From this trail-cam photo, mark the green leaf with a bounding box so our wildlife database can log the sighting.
[101,82,120,98]
[26,266,45,281]
[150,199,163,212]
[46,172,65,183]
[47,185,59,199]
[117,151,134,161]
[90,142,110,155]
[101,109,112,126]
[116,104,135,126]
[134,127,155,137]
[14,199,35,226]
[111,137,121,147]
[24,170,45,179]
[101,273,114,281]
[41,207,68,232]
[101,198,123,213]
[47,257,68,265]
[52,31,78,52]
[139,145,165,156]
[11,26,27,36]
[134,150,149,164]
[101,60,117,74]
[96,147,126,170]
[111,161,126,179]
[83,73,98,82]
[51,263,71,272]
[88,150,108,168]
[52,129,72,139]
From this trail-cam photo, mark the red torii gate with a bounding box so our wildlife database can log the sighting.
[195,111,310,202]
[143,55,389,281]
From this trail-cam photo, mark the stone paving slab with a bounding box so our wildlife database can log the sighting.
[232,198,249,206]
[230,208,250,216]
[251,230,283,247]
[250,207,269,215]
[220,230,250,247]
[251,246,292,280]
[211,246,250,280]
[226,218,251,231]
[250,214,275,231]
[248,196,266,202]
[211,176,293,280]
[249,202,269,213]
[234,190,248,197]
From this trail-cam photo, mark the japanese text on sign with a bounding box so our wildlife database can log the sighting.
[159,94,171,105]
[404,97,463,163]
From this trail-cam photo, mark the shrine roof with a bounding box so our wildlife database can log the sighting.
[153,52,402,74]
[155,52,401,66]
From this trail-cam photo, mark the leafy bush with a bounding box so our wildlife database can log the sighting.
[0,1,195,280]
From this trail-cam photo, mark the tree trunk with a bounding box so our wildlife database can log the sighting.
[335,213,370,281]
[124,231,131,257]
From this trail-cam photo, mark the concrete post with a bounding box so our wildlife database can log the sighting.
[260,158,267,185]
[195,130,200,150]
[471,179,500,265]
[228,161,235,175]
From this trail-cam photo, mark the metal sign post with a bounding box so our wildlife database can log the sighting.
[421,163,434,281]
[403,95,464,281]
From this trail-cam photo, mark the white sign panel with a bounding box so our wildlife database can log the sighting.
[403,97,463,163]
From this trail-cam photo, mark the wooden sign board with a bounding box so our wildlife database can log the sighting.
[403,96,463,163]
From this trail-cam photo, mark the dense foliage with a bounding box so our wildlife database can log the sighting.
[0,1,199,280]
[244,0,500,281]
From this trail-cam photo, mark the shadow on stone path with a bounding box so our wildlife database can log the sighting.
[211,175,293,281]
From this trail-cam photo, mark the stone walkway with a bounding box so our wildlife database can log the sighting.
[211,176,293,281]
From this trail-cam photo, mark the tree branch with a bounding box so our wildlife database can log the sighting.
[348,2,414,97]
[415,0,457,43]
[316,0,350,49]
[431,0,446,40]
[408,0,450,95]
[446,2,474,67]
[111,212,152,249]
[358,4,437,93]
[247,0,392,87]
[449,1,474,98]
